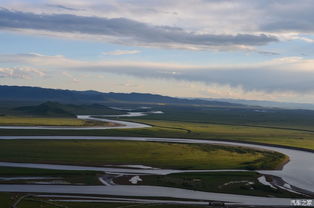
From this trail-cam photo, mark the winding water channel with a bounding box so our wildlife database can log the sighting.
[0,115,313,206]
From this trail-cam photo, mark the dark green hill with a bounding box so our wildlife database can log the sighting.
[12,101,122,117]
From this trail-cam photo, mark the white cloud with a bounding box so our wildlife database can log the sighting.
[2,53,314,103]
[197,83,300,102]
[103,50,140,56]
[61,71,80,83]
[2,53,314,94]
[0,66,45,79]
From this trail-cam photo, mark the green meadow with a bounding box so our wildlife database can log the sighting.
[2,118,312,150]
[2,114,314,151]
[0,140,286,170]
[0,116,112,127]
[124,119,314,150]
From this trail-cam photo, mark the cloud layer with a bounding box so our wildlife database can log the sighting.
[103,50,141,56]
[0,8,277,50]
[3,1,314,33]
[1,0,314,103]
[1,0,314,51]
[0,66,44,79]
[2,53,314,93]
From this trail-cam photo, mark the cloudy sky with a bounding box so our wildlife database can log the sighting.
[1,0,314,103]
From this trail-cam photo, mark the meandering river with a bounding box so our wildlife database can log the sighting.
[0,114,313,206]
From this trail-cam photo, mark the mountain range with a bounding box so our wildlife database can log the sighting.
[0,85,241,107]
[2,85,314,110]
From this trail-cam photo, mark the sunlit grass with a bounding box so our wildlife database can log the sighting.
[120,119,314,150]
[0,116,109,127]
[0,140,286,170]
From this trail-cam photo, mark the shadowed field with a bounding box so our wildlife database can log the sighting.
[115,171,302,198]
[0,192,208,208]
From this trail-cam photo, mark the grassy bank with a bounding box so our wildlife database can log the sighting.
[0,140,286,170]
[0,116,113,127]
[0,167,101,185]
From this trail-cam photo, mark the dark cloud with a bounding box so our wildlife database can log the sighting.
[177,68,314,93]
[262,21,314,33]
[46,4,80,11]
[256,0,314,32]
[0,8,277,49]
[72,64,314,93]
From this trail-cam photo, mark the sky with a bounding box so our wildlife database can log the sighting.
[0,0,314,103]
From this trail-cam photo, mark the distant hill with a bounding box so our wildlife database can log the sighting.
[0,85,242,107]
[12,101,123,117]
[202,98,314,111]
[14,102,76,117]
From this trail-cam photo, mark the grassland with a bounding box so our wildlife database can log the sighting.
[2,102,314,150]
[125,119,314,150]
[2,118,313,151]
[0,116,114,127]
[0,103,312,207]
[0,140,286,170]
[140,104,314,131]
